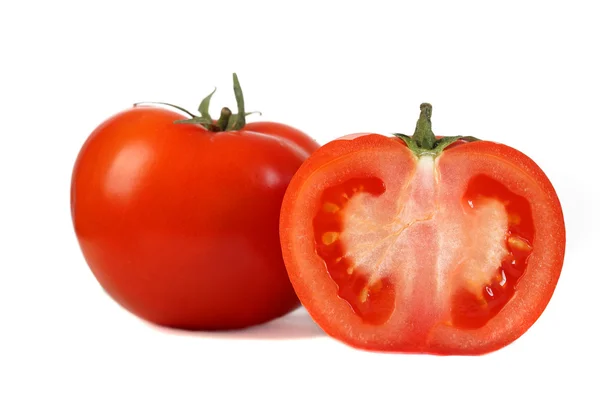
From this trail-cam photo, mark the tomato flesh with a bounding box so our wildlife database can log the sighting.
[313,156,535,332]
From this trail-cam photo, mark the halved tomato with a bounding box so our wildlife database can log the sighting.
[280,104,565,355]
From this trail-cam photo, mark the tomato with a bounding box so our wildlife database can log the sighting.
[280,103,565,355]
[71,74,319,330]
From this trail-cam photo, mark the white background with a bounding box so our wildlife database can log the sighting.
[1,1,599,399]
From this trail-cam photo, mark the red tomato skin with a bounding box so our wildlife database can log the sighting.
[280,133,565,355]
[245,121,320,154]
[71,106,316,330]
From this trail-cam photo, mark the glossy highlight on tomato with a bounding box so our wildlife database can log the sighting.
[280,103,565,355]
[71,74,319,330]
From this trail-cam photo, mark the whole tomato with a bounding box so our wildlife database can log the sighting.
[71,74,319,330]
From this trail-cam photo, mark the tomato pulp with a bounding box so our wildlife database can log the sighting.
[280,104,565,354]
[71,74,319,330]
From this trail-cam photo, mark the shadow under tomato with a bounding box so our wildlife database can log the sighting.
[151,307,325,340]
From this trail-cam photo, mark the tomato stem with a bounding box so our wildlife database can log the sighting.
[413,103,436,150]
[393,104,479,157]
[231,73,246,130]
[140,73,258,132]
[198,87,217,121]
[134,102,197,118]
[215,107,232,131]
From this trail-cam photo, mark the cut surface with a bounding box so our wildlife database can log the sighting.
[282,135,564,355]
[313,155,534,340]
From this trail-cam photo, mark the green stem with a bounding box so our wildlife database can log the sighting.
[393,103,479,157]
[133,102,196,118]
[138,73,257,132]
[412,103,436,150]
[231,73,246,130]
[198,87,216,121]
[215,107,232,131]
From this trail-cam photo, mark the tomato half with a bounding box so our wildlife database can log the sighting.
[71,74,319,330]
[280,104,565,355]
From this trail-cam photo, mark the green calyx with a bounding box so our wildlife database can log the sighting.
[394,103,478,157]
[134,73,260,132]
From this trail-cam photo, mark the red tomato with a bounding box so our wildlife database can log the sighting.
[71,74,319,330]
[280,103,565,355]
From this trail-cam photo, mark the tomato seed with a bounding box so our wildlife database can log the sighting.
[322,232,340,245]
[323,202,341,213]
